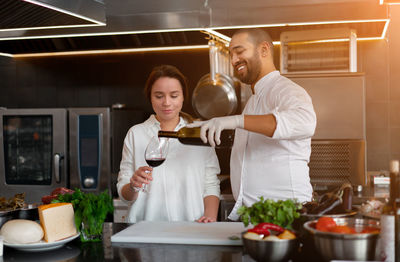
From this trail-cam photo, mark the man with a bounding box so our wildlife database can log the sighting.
[187,28,316,220]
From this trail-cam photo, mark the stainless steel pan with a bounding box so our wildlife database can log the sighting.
[192,40,238,120]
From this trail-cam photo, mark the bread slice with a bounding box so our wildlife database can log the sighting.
[38,203,77,242]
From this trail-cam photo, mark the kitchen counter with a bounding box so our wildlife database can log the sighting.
[2,187,386,262]
[1,223,251,262]
[2,216,380,262]
[0,222,326,262]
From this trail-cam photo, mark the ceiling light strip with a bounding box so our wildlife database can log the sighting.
[6,34,387,58]
[0,18,389,42]
[0,28,204,41]
[381,19,390,38]
[209,19,389,30]
[23,0,106,25]
[11,45,209,58]
[287,18,389,26]
[0,52,13,57]
[0,24,102,33]
[203,29,231,44]
[209,24,287,30]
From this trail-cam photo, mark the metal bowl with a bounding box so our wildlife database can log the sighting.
[241,232,299,262]
[303,217,380,262]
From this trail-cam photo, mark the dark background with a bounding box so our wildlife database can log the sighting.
[0,49,232,181]
[0,49,209,116]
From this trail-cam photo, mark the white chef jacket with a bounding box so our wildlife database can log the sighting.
[228,71,316,220]
[117,115,221,223]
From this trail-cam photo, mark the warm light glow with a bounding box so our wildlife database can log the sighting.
[0,52,13,57]
[10,45,209,58]
[23,0,105,25]
[0,18,390,57]
[209,19,389,29]
[0,19,389,42]
[202,29,231,45]
[380,0,400,4]
[381,19,390,38]
[287,19,389,26]
[209,24,287,30]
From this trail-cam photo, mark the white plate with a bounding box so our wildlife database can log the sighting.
[4,233,80,252]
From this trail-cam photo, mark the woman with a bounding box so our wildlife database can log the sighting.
[117,65,220,223]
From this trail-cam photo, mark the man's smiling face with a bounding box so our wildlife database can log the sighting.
[229,32,262,85]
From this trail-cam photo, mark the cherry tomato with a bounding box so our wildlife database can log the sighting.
[316,216,337,232]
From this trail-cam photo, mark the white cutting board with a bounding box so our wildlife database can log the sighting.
[111,221,247,246]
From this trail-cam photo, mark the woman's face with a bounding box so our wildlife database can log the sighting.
[151,76,184,123]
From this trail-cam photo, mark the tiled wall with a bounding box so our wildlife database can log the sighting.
[361,5,400,171]
[1,6,400,172]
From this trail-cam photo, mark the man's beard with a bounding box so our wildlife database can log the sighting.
[234,54,262,85]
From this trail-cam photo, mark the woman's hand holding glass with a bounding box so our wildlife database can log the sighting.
[130,166,153,192]
[130,136,168,193]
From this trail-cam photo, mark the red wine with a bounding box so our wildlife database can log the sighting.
[146,158,165,167]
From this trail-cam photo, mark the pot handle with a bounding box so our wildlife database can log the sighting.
[209,40,218,82]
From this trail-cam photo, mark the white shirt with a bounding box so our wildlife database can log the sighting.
[117,115,221,223]
[229,71,316,220]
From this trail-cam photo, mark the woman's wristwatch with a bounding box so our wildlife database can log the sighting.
[130,183,141,192]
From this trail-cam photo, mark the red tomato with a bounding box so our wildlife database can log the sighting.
[316,217,337,232]
[361,226,380,234]
[330,225,356,234]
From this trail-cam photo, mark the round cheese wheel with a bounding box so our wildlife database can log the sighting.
[0,219,44,244]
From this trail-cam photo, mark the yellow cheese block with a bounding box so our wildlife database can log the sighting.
[38,203,77,242]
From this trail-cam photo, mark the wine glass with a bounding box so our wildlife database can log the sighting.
[141,136,169,192]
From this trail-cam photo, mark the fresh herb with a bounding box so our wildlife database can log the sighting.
[237,197,302,229]
[52,189,114,242]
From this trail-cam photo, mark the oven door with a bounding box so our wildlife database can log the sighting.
[0,109,68,203]
[68,107,110,194]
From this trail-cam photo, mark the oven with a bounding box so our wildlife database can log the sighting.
[0,108,111,203]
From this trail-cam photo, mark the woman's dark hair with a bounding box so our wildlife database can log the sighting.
[144,65,193,123]
[144,65,188,102]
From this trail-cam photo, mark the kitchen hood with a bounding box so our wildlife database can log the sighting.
[0,0,389,56]
[0,0,105,31]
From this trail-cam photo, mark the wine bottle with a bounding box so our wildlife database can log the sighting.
[380,159,399,262]
[158,127,235,148]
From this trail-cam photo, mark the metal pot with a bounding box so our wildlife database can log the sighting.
[303,218,380,261]
[192,40,238,120]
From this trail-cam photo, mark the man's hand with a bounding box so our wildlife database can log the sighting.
[186,115,244,147]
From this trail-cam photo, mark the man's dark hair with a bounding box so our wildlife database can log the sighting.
[233,28,274,57]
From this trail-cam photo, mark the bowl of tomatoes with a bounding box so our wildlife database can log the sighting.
[303,217,380,261]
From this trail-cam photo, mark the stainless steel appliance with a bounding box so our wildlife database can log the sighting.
[0,108,111,203]
[68,108,110,193]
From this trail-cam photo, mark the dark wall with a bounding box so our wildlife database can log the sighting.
[0,49,210,117]
[0,50,232,175]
